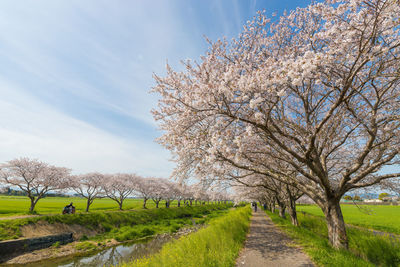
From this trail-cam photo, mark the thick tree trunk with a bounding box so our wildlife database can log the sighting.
[86,198,91,212]
[278,203,286,218]
[143,198,147,209]
[287,197,298,226]
[270,203,275,213]
[29,197,36,213]
[118,200,123,210]
[156,201,159,208]
[323,200,348,249]
[279,207,285,218]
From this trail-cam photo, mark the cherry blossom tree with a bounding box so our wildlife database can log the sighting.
[134,177,154,209]
[103,173,138,210]
[162,181,180,208]
[0,158,70,213]
[175,183,189,207]
[153,0,400,249]
[232,173,302,225]
[69,173,105,212]
[191,184,205,205]
[147,178,168,208]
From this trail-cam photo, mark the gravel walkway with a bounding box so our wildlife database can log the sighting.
[236,211,314,267]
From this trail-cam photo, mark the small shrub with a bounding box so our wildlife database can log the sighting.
[169,223,180,233]
[115,229,139,242]
[140,227,155,236]
[101,222,113,232]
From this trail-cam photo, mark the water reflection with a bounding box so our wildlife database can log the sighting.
[20,234,175,267]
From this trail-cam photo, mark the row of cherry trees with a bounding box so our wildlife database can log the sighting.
[232,174,304,226]
[0,158,230,213]
[152,0,400,250]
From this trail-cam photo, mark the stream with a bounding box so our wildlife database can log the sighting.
[12,233,179,267]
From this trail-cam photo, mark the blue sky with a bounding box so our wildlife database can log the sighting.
[0,0,312,177]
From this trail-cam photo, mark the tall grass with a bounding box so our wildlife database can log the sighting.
[266,210,400,267]
[123,206,251,267]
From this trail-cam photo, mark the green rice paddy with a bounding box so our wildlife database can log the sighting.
[297,204,400,235]
[0,195,203,217]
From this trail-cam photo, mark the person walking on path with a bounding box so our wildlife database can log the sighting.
[253,202,257,212]
[236,211,314,267]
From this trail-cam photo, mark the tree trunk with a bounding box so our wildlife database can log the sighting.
[118,201,123,210]
[323,200,348,249]
[287,197,298,226]
[278,203,286,218]
[156,201,159,208]
[189,200,193,206]
[86,198,91,212]
[29,197,36,213]
[143,198,147,209]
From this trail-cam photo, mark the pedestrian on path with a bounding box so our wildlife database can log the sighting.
[253,202,257,212]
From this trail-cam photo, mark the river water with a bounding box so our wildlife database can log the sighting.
[18,233,177,267]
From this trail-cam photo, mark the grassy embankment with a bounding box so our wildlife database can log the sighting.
[0,204,232,242]
[0,195,209,217]
[123,206,251,267]
[266,209,400,267]
[297,204,400,235]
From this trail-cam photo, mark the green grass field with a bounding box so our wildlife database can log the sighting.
[297,204,400,235]
[0,195,208,217]
[266,210,400,267]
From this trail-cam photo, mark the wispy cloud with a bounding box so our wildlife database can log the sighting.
[0,78,173,176]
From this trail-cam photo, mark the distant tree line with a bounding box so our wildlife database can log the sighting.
[0,158,231,213]
[0,187,68,197]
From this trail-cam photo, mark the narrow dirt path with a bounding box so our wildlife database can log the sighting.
[236,211,314,267]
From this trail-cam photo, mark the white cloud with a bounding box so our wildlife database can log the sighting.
[0,0,192,127]
[0,78,173,176]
